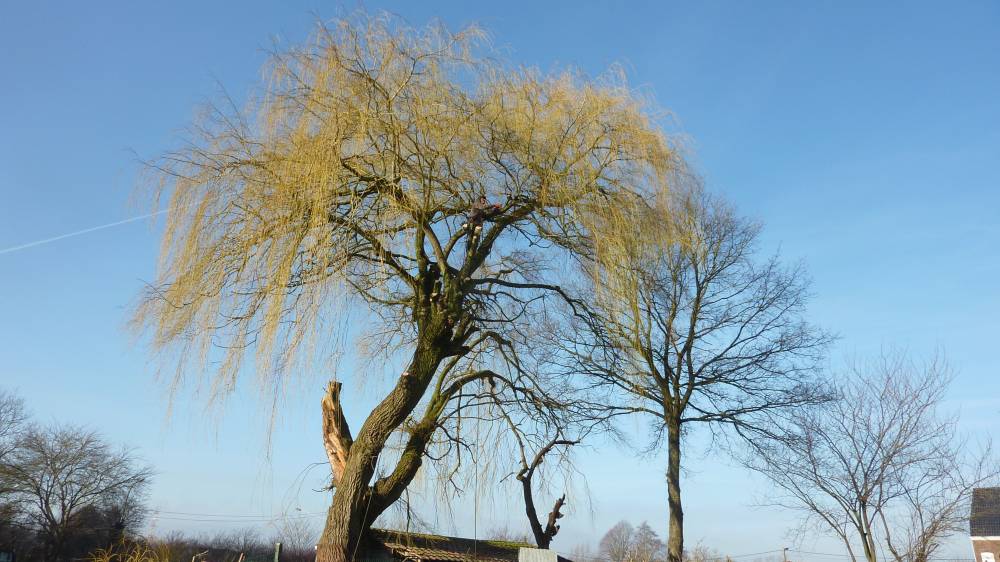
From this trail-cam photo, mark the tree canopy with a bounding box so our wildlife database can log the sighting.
[134,13,685,561]
[136,15,679,399]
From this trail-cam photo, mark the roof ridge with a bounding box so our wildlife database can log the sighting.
[371,527,534,548]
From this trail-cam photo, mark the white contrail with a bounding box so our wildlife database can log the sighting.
[0,208,170,256]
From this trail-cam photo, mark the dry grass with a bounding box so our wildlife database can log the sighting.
[88,541,172,562]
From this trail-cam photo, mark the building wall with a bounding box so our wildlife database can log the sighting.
[519,547,560,562]
[972,537,1000,562]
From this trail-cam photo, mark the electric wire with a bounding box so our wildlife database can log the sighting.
[146,508,325,523]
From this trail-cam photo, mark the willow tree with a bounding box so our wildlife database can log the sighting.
[135,14,679,562]
[562,186,831,562]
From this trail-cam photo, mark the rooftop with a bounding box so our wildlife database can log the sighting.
[369,529,533,562]
[971,487,1000,537]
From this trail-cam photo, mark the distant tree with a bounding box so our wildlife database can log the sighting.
[599,521,635,562]
[273,516,321,561]
[682,544,728,562]
[136,12,681,562]
[744,351,998,562]
[0,390,31,559]
[153,530,208,562]
[631,522,666,562]
[0,389,26,462]
[567,186,832,562]
[87,539,171,562]
[487,527,534,544]
[598,521,667,562]
[0,425,152,561]
[569,542,597,562]
[214,527,265,556]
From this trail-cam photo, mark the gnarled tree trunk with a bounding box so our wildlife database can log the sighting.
[316,338,447,562]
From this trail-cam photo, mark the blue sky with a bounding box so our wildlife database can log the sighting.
[1,0,998,559]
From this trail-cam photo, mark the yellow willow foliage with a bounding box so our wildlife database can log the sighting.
[588,182,731,379]
[134,13,683,400]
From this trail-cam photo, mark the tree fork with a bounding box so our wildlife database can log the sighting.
[316,342,448,562]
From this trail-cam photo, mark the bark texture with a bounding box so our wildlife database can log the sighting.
[316,333,448,562]
[321,381,354,487]
[666,421,683,562]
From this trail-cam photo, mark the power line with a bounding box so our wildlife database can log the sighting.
[0,209,169,256]
[146,509,325,523]
[729,550,785,559]
[788,550,973,561]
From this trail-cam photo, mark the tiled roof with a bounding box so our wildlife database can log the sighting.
[369,529,530,562]
[971,488,1000,537]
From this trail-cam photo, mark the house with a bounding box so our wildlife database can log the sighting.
[971,488,1000,562]
[361,529,573,562]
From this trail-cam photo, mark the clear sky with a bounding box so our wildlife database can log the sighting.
[1,1,998,560]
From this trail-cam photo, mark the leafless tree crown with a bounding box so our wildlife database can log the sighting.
[744,351,998,562]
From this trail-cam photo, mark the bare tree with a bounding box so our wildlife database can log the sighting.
[569,542,597,562]
[599,521,635,562]
[682,544,728,562]
[744,351,998,562]
[135,12,681,562]
[1,425,153,561]
[489,355,611,550]
[514,435,574,549]
[631,522,666,562]
[487,527,534,544]
[0,389,29,557]
[273,515,320,557]
[598,521,666,562]
[565,187,831,562]
[215,527,265,557]
[0,389,26,465]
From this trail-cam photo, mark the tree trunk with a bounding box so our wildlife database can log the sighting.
[315,342,446,562]
[857,508,878,562]
[666,420,684,562]
[860,527,878,562]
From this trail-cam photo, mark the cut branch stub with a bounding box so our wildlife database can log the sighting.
[321,381,354,487]
[543,494,566,548]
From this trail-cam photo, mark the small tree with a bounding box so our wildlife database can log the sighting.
[599,521,666,562]
[0,390,26,461]
[1,425,152,561]
[599,521,635,562]
[490,351,612,550]
[273,516,320,560]
[631,522,666,562]
[683,544,728,562]
[0,389,29,557]
[512,435,575,549]
[744,351,998,562]
[487,527,534,544]
[566,187,831,562]
[569,543,596,562]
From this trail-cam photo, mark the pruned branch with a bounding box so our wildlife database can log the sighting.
[321,381,354,487]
